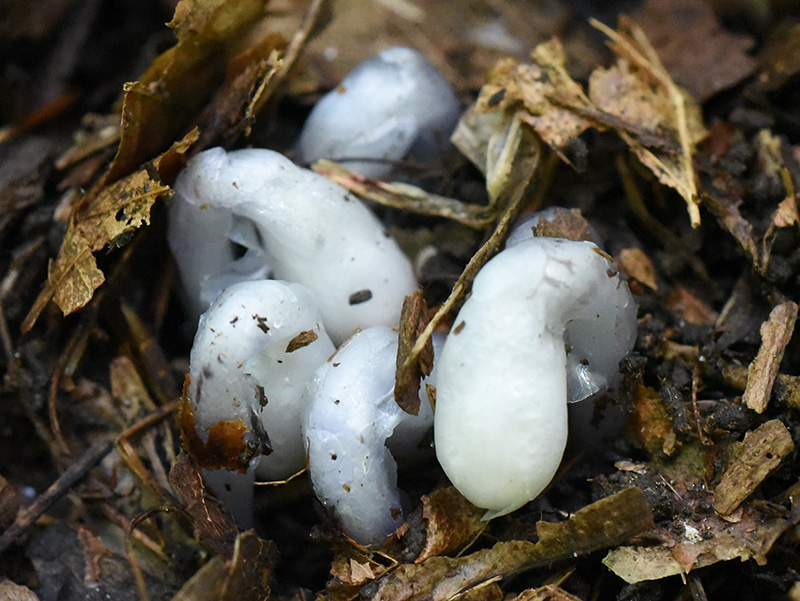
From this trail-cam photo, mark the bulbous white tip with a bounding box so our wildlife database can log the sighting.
[296,46,461,179]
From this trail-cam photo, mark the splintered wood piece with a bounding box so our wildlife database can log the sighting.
[713,419,794,516]
[743,301,798,414]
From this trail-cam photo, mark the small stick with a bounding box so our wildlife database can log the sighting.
[0,438,113,553]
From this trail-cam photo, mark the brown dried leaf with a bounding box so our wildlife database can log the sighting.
[630,383,678,457]
[529,207,595,242]
[634,0,757,102]
[618,247,658,291]
[489,39,593,158]
[665,285,718,326]
[454,38,591,182]
[702,181,761,271]
[22,131,198,333]
[313,161,493,228]
[395,291,432,416]
[170,452,239,557]
[458,583,504,601]
[171,531,276,601]
[196,37,285,148]
[512,585,584,601]
[330,552,385,587]
[772,195,800,229]
[55,113,121,173]
[604,501,794,582]
[168,0,265,42]
[743,302,799,413]
[713,419,795,515]
[0,580,41,601]
[109,356,156,426]
[119,303,181,403]
[221,531,277,601]
[589,17,706,227]
[104,0,268,184]
[416,486,486,563]
[365,488,653,601]
[0,473,19,532]
[22,168,168,332]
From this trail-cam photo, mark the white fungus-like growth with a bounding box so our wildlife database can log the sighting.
[184,279,335,526]
[169,147,418,343]
[434,236,637,519]
[296,46,461,179]
[303,326,439,547]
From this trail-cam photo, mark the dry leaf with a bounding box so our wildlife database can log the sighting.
[196,37,285,148]
[747,22,800,97]
[363,488,652,601]
[630,384,678,457]
[702,180,761,271]
[529,207,595,242]
[772,195,800,229]
[416,486,486,563]
[104,0,268,184]
[0,580,41,601]
[634,0,757,102]
[484,39,592,159]
[589,17,706,228]
[618,247,658,291]
[452,38,590,194]
[170,531,276,601]
[512,585,584,601]
[395,290,433,416]
[0,474,19,532]
[23,168,167,332]
[109,356,156,426]
[665,285,718,326]
[330,552,384,587]
[170,452,239,557]
[22,131,197,333]
[604,500,794,583]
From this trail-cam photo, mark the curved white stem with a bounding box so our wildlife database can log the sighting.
[186,280,335,525]
[303,326,439,546]
[170,148,418,343]
[434,237,637,518]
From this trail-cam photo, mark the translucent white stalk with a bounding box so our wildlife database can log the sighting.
[303,327,440,546]
[434,237,637,519]
[296,46,461,179]
[185,280,335,525]
[169,148,418,344]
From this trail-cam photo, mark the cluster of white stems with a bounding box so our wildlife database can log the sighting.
[169,48,637,547]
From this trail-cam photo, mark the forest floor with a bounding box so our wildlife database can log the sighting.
[3,0,800,600]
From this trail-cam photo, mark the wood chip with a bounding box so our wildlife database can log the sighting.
[285,329,319,353]
[743,301,798,413]
[713,419,795,516]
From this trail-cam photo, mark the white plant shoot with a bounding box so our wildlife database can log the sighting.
[303,326,441,547]
[180,280,335,526]
[169,147,418,343]
[296,46,461,179]
[433,236,637,519]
